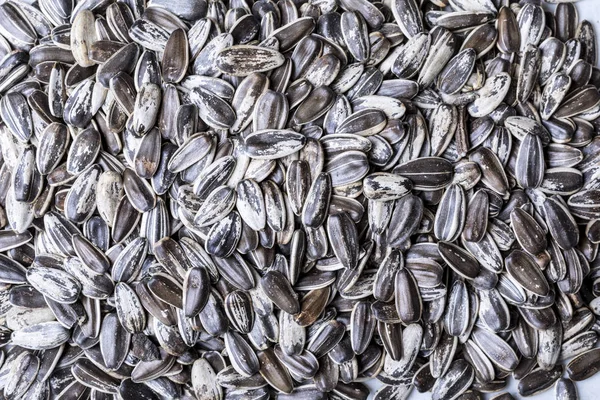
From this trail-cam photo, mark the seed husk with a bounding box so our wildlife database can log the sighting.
[0,1,598,399]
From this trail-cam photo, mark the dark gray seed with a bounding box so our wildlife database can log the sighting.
[213,253,255,291]
[99,313,130,371]
[497,6,520,53]
[438,48,476,95]
[555,3,577,42]
[253,90,289,131]
[510,207,547,256]
[257,347,293,394]
[393,157,453,191]
[96,42,140,87]
[111,196,140,243]
[8,285,45,309]
[271,17,316,53]
[147,272,183,309]
[197,291,228,337]
[544,196,579,250]
[395,268,421,324]
[294,86,336,126]
[260,270,299,315]
[469,147,509,196]
[462,190,488,242]
[519,306,558,331]
[505,249,549,296]
[516,133,545,189]
[161,28,188,83]
[351,301,376,355]
[119,379,160,400]
[386,194,422,251]
[182,266,210,318]
[111,237,147,283]
[72,234,109,274]
[327,212,359,270]
[566,348,600,381]
[578,20,597,66]
[71,358,120,394]
[518,366,563,396]
[373,250,403,302]
[554,85,600,119]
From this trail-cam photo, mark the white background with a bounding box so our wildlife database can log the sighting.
[367,1,600,398]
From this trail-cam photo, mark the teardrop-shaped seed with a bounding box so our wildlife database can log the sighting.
[505,249,549,296]
[395,268,421,324]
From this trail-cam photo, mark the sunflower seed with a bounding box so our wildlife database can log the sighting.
[0,1,597,398]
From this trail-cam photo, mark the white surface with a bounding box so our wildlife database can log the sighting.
[367,1,600,399]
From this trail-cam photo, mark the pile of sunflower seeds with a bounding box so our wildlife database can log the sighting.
[0,0,599,398]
